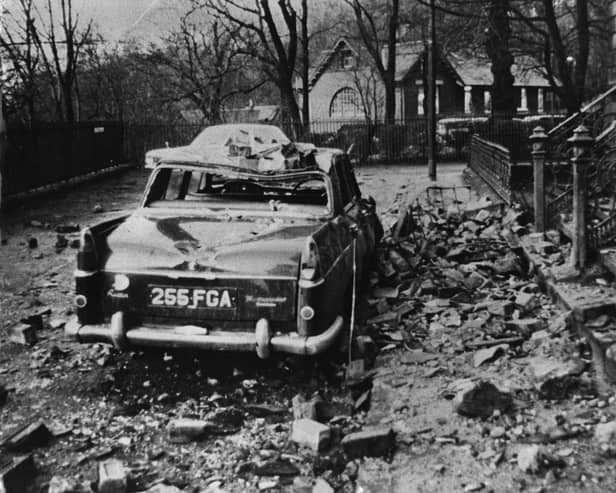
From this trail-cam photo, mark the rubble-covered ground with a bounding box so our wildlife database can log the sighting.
[2,163,616,493]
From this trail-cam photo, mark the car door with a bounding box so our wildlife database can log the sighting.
[336,158,377,283]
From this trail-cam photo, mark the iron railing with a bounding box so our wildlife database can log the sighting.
[468,135,513,204]
[2,121,124,198]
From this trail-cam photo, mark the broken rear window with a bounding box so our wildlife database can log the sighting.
[144,166,331,215]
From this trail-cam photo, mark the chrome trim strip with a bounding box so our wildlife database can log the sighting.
[298,277,325,288]
[104,269,296,281]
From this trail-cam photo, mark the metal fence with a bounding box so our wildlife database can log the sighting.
[3,121,124,198]
[468,135,513,204]
[122,114,566,167]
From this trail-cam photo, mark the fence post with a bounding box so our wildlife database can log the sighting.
[530,126,548,232]
[568,125,594,269]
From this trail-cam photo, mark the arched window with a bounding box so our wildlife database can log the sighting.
[329,87,361,118]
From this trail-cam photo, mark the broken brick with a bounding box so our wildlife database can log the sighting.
[312,478,335,493]
[452,380,513,419]
[9,323,37,345]
[98,459,127,493]
[473,344,508,367]
[291,419,330,452]
[55,234,68,250]
[341,426,394,459]
[354,335,377,361]
[485,301,515,317]
[167,419,208,443]
[529,357,584,400]
[292,394,318,421]
[55,224,79,233]
[514,292,537,312]
[505,318,544,337]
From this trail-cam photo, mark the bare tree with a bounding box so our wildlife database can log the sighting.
[510,0,595,114]
[0,0,40,124]
[30,0,93,122]
[486,0,516,116]
[152,3,265,124]
[344,0,399,124]
[206,0,306,135]
[300,0,310,130]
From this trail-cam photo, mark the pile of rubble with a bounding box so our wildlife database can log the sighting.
[353,197,616,490]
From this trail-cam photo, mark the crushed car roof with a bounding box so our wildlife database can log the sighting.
[156,145,341,174]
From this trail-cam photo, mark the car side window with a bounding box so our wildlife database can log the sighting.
[344,164,362,200]
[164,169,191,200]
[335,159,354,209]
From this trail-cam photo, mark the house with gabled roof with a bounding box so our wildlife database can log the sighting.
[302,38,562,122]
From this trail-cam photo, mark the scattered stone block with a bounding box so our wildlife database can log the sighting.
[514,292,537,312]
[55,234,68,250]
[346,359,365,381]
[167,419,208,443]
[0,454,36,493]
[292,394,319,421]
[341,426,394,459]
[98,459,127,493]
[93,204,104,213]
[485,301,515,317]
[473,344,508,367]
[47,475,89,493]
[516,444,563,474]
[292,476,312,493]
[253,459,300,477]
[3,420,51,450]
[594,420,616,445]
[529,357,584,400]
[452,380,513,419]
[354,335,376,360]
[144,484,182,493]
[291,419,330,452]
[312,478,334,493]
[505,318,545,337]
[474,209,491,223]
[9,323,37,345]
[56,224,80,233]
[517,445,543,473]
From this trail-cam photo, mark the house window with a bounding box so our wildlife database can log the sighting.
[340,51,354,69]
[329,87,361,118]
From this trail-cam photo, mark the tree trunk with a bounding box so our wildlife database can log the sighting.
[384,0,399,124]
[486,0,515,117]
[301,0,309,136]
[280,82,302,140]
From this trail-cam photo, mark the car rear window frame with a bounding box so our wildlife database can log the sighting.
[141,163,335,217]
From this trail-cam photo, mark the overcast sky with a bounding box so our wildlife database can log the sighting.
[3,0,185,43]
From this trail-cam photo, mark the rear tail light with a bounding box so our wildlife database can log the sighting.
[300,239,320,281]
[300,305,315,321]
[77,227,98,271]
[74,294,87,308]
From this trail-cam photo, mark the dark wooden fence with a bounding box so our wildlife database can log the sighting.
[3,121,124,198]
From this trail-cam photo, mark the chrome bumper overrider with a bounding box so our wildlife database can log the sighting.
[65,314,344,358]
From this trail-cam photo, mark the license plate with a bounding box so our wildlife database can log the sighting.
[149,286,237,309]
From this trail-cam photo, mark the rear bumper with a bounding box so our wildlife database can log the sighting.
[65,314,344,358]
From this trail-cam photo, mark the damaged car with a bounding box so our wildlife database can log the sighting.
[66,124,382,358]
